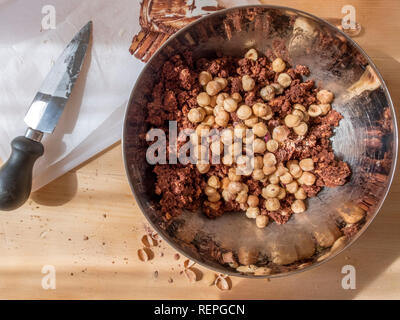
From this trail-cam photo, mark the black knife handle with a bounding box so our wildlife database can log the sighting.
[0,136,44,211]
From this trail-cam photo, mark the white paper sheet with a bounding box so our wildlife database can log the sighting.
[0,0,257,191]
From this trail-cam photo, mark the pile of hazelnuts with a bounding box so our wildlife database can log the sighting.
[186,49,335,228]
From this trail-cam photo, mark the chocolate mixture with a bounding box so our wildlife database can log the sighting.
[145,50,351,225]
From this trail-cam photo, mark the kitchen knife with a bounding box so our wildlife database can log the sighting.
[0,21,92,211]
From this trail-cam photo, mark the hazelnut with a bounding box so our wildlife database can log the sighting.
[231,92,242,102]
[237,105,253,120]
[317,89,334,104]
[247,195,260,208]
[253,122,268,138]
[294,104,306,112]
[196,92,211,107]
[215,77,228,90]
[320,103,331,115]
[272,57,286,73]
[207,176,221,189]
[295,187,307,200]
[208,193,221,203]
[280,172,293,184]
[272,125,290,142]
[286,181,299,194]
[244,115,259,127]
[277,187,286,200]
[242,75,255,92]
[277,73,292,88]
[228,167,241,182]
[210,140,223,155]
[293,122,308,136]
[263,165,277,175]
[262,184,280,198]
[252,103,272,119]
[284,114,301,128]
[215,110,230,127]
[188,108,205,123]
[196,163,210,174]
[268,173,279,184]
[265,198,280,211]
[236,190,248,204]
[206,80,222,96]
[256,215,269,228]
[199,71,212,86]
[292,109,305,121]
[308,104,322,117]
[252,169,265,181]
[223,97,238,112]
[271,83,284,95]
[246,207,260,219]
[209,96,217,107]
[228,181,243,194]
[260,85,275,101]
[203,115,215,126]
[253,138,267,153]
[298,172,316,186]
[245,48,258,61]
[291,199,306,213]
[299,158,314,171]
[216,92,230,106]
[263,152,277,167]
[266,139,279,152]
[253,156,263,169]
[288,163,302,179]
[234,123,247,139]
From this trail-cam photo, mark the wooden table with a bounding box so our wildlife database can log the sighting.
[0,0,399,299]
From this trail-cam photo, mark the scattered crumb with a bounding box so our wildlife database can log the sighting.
[168,277,173,283]
[154,271,159,278]
[174,253,180,260]
[83,235,89,241]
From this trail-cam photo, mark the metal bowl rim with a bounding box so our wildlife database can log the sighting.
[122,4,398,279]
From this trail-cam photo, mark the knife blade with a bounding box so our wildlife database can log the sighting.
[0,21,92,211]
[24,21,92,134]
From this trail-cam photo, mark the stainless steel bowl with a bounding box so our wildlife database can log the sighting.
[123,5,398,278]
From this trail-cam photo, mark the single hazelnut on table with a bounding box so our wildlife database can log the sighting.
[256,215,269,228]
[260,85,275,101]
[277,73,292,88]
[242,75,256,92]
[272,57,286,73]
[199,71,212,86]
[206,80,222,96]
[265,197,281,211]
[245,48,258,61]
[196,92,211,107]
[317,89,334,104]
[237,104,253,120]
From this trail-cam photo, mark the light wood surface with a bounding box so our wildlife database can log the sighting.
[0,0,399,300]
